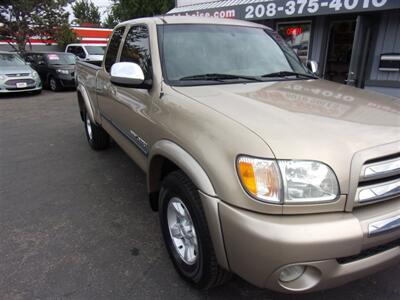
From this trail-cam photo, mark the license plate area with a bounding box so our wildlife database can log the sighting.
[16,82,27,88]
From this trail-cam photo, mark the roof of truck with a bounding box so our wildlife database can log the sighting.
[119,16,269,30]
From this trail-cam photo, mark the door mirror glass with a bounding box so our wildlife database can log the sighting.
[307,60,318,74]
[110,62,150,88]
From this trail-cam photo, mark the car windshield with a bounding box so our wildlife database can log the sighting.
[160,24,312,84]
[0,53,25,66]
[46,53,76,65]
[85,46,105,55]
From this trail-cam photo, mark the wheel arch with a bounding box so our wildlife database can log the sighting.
[147,140,217,211]
[76,84,96,124]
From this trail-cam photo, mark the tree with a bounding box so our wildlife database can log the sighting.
[103,11,118,28]
[0,0,70,52]
[72,0,101,26]
[54,23,78,50]
[107,0,175,24]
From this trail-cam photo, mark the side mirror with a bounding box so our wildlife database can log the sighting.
[110,62,152,89]
[307,60,319,74]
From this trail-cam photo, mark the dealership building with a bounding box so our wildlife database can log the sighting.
[169,0,400,97]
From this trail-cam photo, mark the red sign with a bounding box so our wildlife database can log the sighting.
[286,27,303,36]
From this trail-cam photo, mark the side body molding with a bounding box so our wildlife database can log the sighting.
[77,84,96,123]
[147,140,217,197]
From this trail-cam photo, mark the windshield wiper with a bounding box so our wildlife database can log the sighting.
[179,73,263,82]
[261,71,316,79]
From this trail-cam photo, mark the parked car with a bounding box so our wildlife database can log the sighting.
[65,43,106,65]
[75,17,400,293]
[23,52,76,91]
[0,51,42,94]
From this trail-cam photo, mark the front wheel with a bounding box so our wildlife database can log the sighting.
[49,76,61,92]
[159,171,231,289]
[84,112,110,150]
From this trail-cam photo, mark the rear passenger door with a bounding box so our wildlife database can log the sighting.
[96,26,126,122]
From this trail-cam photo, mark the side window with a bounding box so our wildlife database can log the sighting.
[24,54,34,63]
[66,46,75,54]
[120,25,152,80]
[36,54,45,65]
[104,26,125,73]
[76,46,86,59]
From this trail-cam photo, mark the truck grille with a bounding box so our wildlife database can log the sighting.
[355,154,400,206]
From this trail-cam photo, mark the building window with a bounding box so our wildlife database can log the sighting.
[277,22,311,64]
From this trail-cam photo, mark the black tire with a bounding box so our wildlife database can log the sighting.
[159,170,231,289]
[84,111,110,150]
[49,76,61,92]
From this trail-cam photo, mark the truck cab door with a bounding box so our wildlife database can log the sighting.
[106,24,155,158]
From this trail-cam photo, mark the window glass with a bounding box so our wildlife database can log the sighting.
[120,25,152,80]
[45,53,76,65]
[104,27,125,72]
[161,24,308,82]
[75,47,86,58]
[85,46,106,55]
[0,54,25,66]
[24,54,35,63]
[277,22,311,64]
[66,46,75,54]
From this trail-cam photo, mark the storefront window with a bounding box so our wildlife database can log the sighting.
[277,22,311,64]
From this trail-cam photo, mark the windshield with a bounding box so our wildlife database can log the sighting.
[160,24,311,84]
[85,46,105,55]
[46,53,76,65]
[0,54,25,66]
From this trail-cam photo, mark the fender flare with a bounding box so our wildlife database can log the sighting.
[147,140,217,197]
[77,84,96,123]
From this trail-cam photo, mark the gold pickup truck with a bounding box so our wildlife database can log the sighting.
[75,16,400,293]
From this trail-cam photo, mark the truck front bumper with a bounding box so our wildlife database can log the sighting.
[212,196,400,292]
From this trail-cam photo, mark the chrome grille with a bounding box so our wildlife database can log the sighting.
[355,154,400,205]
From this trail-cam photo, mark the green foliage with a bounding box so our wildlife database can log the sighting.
[102,11,118,29]
[105,0,175,25]
[0,0,70,52]
[72,0,101,26]
[54,23,78,50]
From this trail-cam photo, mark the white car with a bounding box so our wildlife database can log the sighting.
[65,44,106,64]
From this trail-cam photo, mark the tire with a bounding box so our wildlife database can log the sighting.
[84,111,110,150]
[49,76,61,92]
[159,171,231,289]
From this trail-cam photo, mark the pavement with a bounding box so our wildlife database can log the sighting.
[0,90,399,300]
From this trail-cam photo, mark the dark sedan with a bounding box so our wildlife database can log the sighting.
[23,52,76,91]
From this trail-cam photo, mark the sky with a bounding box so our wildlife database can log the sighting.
[66,0,114,23]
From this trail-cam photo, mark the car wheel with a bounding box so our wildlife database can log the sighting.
[159,170,231,289]
[49,76,61,92]
[84,111,110,150]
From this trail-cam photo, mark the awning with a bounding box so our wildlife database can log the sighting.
[168,0,400,21]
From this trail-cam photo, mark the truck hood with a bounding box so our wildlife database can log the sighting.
[0,65,33,75]
[173,79,400,190]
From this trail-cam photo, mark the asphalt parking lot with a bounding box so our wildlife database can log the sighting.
[0,90,399,300]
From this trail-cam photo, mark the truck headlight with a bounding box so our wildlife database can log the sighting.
[56,69,69,75]
[237,156,339,204]
[278,160,339,203]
